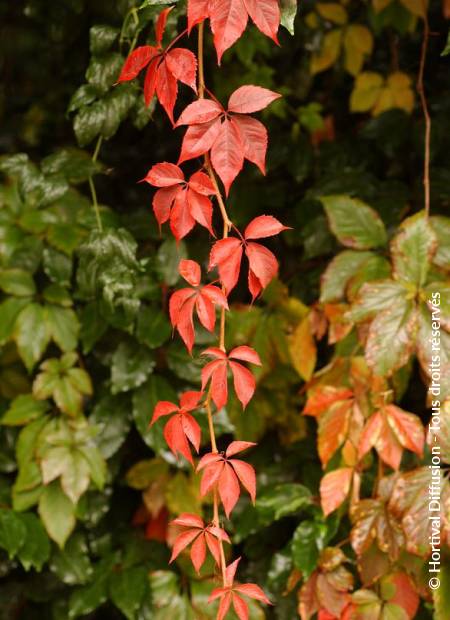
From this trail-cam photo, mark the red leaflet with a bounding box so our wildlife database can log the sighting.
[150,391,203,464]
[201,346,261,409]
[358,405,424,470]
[143,163,216,240]
[117,8,197,122]
[117,46,159,82]
[169,259,228,352]
[187,0,211,32]
[197,442,256,516]
[170,513,230,573]
[208,557,271,620]
[209,215,288,297]
[208,0,280,62]
[176,87,281,194]
[320,467,353,516]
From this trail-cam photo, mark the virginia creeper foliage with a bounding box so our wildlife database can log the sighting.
[119,4,284,616]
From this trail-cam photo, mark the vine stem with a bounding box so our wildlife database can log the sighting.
[417,5,431,217]
[89,135,103,231]
[198,21,229,587]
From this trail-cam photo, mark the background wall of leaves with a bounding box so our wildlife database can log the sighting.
[0,0,449,618]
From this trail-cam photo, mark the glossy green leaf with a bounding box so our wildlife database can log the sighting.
[291,520,326,579]
[50,532,94,585]
[90,25,119,55]
[0,508,27,559]
[17,512,51,571]
[111,340,155,394]
[14,303,51,370]
[109,566,149,620]
[0,297,29,345]
[2,394,48,426]
[46,305,79,352]
[38,481,76,548]
[0,269,36,296]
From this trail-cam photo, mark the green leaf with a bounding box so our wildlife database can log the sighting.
[109,566,149,620]
[281,0,298,35]
[14,303,51,370]
[111,340,155,394]
[441,28,450,56]
[0,297,29,345]
[89,394,131,458]
[85,52,123,94]
[38,481,76,548]
[391,212,438,286]
[79,302,108,353]
[434,557,450,618]
[41,148,101,184]
[74,100,107,147]
[47,223,85,255]
[320,250,374,302]
[90,25,119,55]
[0,269,36,296]
[68,84,99,114]
[430,215,450,271]
[133,375,177,450]
[136,306,171,349]
[365,297,416,375]
[16,512,51,571]
[46,305,80,352]
[348,280,409,322]
[156,238,188,286]
[15,415,50,468]
[291,520,326,578]
[0,508,27,559]
[256,483,313,523]
[321,195,387,249]
[43,247,73,286]
[77,445,106,490]
[2,394,48,426]
[101,85,137,140]
[68,554,117,618]
[50,532,94,585]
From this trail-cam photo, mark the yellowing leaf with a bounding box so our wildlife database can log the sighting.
[373,0,393,12]
[400,0,427,17]
[344,25,373,76]
[316,3,348,24]
[289,315,317,381]
[373,72,414,116]
[350,72,384,112]
[311,30,343,75]
[305,11,320,28]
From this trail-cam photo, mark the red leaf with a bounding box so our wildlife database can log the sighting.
[179,391,203,410]
[231,459,256,503]
[200,461,224,495]
[187,189,214,236]
[153,186,179,227]
[228,85,281,114]
[178,119,222,163]
[172,513,204,528]
[234,583,271,604]
[245,242,278,289]
[144,58,160,106]
[117,46,157,82]
[144,162,184,187]
[303,387,354,417]
[156,60,178,124]
[155,7,173,46]
[242,0,280,43]
[188,171,215,195]
[225,441,256,457]
[232,594,249,620]
[151,394,202,463]
[384,572,419,617]
[226,557,241,584]
[231,115,268,174]
[190,534,206,573]
[195,293,216,331]
[219,463,241,517]
[181,412,201,452]
[229,345,261,365]
[164,414,198,463]
[211,118,244,194]
[244,215,288,240]
[320,468,353,516]
[218,592,232,620]
[210,360,228,410]
[170,528,200,561]
[179,259,201,287]
[385,404,424,456]
[229,361,256,408]
[209,237,243,294]
[151,401,179,424]
[166,48,198,92]
[170,188,196,240]
[187,0,211,32]
[176,99,223,126]
[209,0,248,63]
[197,452,223,470]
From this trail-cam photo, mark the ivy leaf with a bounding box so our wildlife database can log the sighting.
[38,481,76,548]
[2,394,49,426]
[365,298,416,376]
[137,306,171,349]
[0,269,36,296]
[256,483,312,523]
[89,25,119,55]
[391,211,437,287]
[13,303,51,370]
[0,508,27,559]
[321,195,387,249]
[50,532,94,585]
[133,375,177,451]
[0,298,29,345]
[109,566,149,620]
[16,512,51,571]
[68,554,117,618]
[90,394,131,458]
[46,305,80,352]
[292,521,326,579]
[111,340,156,394]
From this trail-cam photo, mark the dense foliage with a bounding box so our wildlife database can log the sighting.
[0,0,449,619]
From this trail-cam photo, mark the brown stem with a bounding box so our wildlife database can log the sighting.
[198,20,230,586]
[417,6,431,217]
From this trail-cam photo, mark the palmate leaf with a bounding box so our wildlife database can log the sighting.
[391,211,437,287]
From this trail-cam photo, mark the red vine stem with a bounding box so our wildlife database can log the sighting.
[198,21,229,588]
[417,5,430,217]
